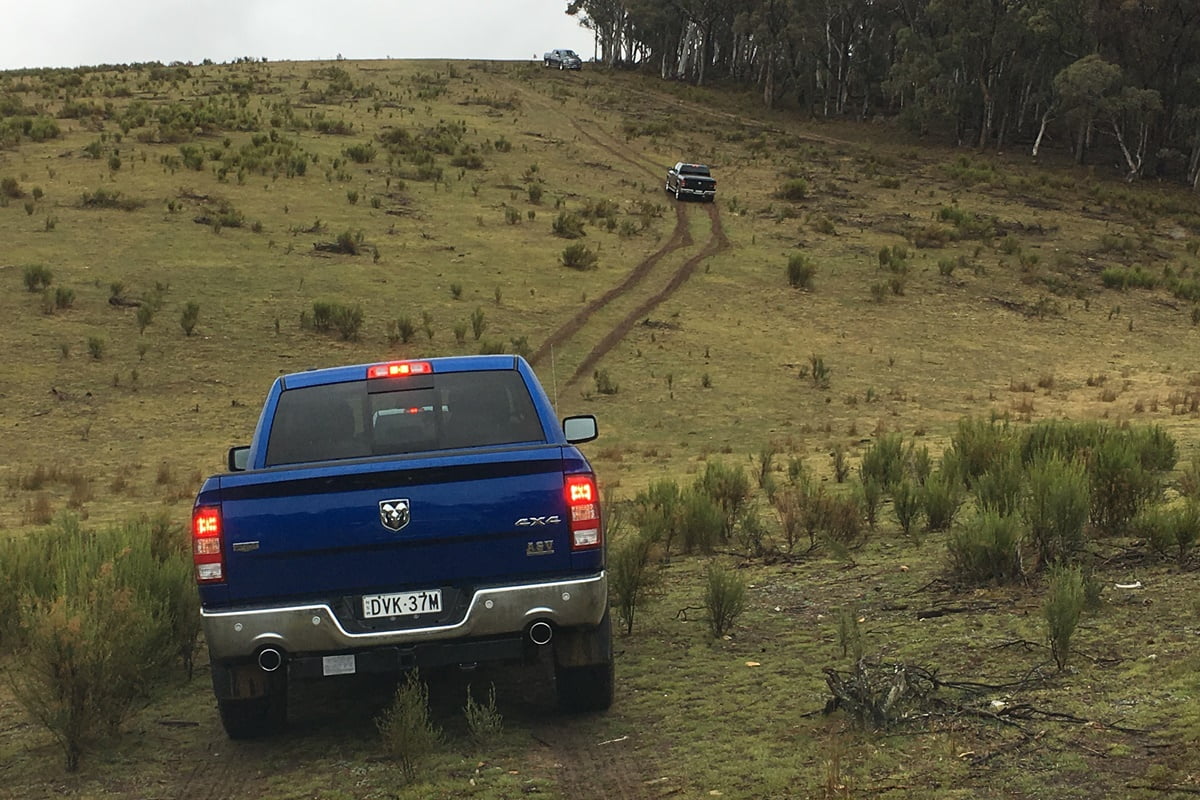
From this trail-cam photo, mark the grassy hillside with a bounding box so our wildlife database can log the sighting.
[1,58,1199,799]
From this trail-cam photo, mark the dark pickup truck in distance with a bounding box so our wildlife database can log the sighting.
[666,162,716,201]
[543,49,582,69]
[192,355,612,738]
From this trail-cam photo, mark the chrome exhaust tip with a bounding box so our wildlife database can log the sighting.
[257,647,284,673]
[528,620,553,646]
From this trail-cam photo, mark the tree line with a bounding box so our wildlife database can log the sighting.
[565,0,1200,187]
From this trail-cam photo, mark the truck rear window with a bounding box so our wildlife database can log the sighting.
[264,370,545,466]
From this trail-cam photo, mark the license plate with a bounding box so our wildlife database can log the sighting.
[362,589,442,619]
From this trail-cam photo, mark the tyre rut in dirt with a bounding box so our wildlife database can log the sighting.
[529,202,690,367]
[567,202,729,386]
[533,718,662,800]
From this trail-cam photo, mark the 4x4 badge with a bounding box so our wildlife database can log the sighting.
[379,499,411,531]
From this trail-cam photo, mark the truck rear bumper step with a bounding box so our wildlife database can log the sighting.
[201,572,606,662]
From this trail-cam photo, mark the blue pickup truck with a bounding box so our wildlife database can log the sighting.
[192,355,611,738]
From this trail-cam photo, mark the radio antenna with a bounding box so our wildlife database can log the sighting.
[551,344,560,413]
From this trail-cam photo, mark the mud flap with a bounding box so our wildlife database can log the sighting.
[212,661,272,700]
[553,608,612,669]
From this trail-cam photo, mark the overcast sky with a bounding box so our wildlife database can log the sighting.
[1,1,596,71]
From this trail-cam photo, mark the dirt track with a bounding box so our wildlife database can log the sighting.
[567,201,729,386]
[510,75,730,387]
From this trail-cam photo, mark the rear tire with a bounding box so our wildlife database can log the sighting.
[212,663,288,739]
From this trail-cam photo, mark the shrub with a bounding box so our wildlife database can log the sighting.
[678,487,725,554]
[859,433,907,490]
[1137,503,1200,564]
[376,670,442,783]
[463,684,503,745]
[947,512,1023,585]
[527,183,543,204]
[786,254,816,290]
[470,307,486,340]
[80,187,142,211]
[54,287,75,309]
[696,462,752,542]
[5,516,195,770]
[1,176,22,198]
[552,211,585,239]
[450,152,484,169]
[1101,266,1157,290]
[778,178,808,201]
[180,301,200,336]
[136,305,154,334]
[704,562,747,638]
[921,469,964,531]
[593,369,618,395]
[947,418,1015,487]
[23,264,52,292]
[973,451,1024,517]
[1044,563,1085,671]
[342,142,376,163]
[561,243,598,270]
[1023,456,1090,566]
[633,479,684,557]
[332,304,364,341]
[1088,435,1157,535]
[770,484,807,553]
[86,336,104,360]
[859,477,883,529]
[609,531,661,634]
[817,493,866,557]
[892,479,923,538]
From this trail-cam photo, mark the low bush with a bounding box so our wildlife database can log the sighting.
[561,243,598,270]
[786,254,816,290]
[859,433,907,490]
[609,531,661,634]
[948,417,1015,487]
[376,670,442,783]
[463,684,503,745]
[180,302,200,336]
[778,177,807,201]
[1022,455,1090,566]
[922,469,964,531]
[2,515,197,770]
[947,512,1023,585]
[1101,266,1157,290]
[342,142,376,163]
[634,479,684,556]
[470,307,487,341]
[552,211,586,239]
[80,188,143,211]
[704,562,746,638]
[695,461,752,542]
[23,264,52,292]
[892,479,923,537]
[1045,563,1085,671]
[973,451,1024,517]
[1137,503,1200,564]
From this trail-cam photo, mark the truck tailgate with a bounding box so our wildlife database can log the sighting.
[213,446,577,606]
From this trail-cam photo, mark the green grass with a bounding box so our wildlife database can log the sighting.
[1,56,1200,799]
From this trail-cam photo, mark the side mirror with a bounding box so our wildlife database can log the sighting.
[228,446,250,472]
[563,415,598,444]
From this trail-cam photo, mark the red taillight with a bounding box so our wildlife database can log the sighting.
[368,361,433,379]
[565,475,601,550]
[192,505,225,584]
